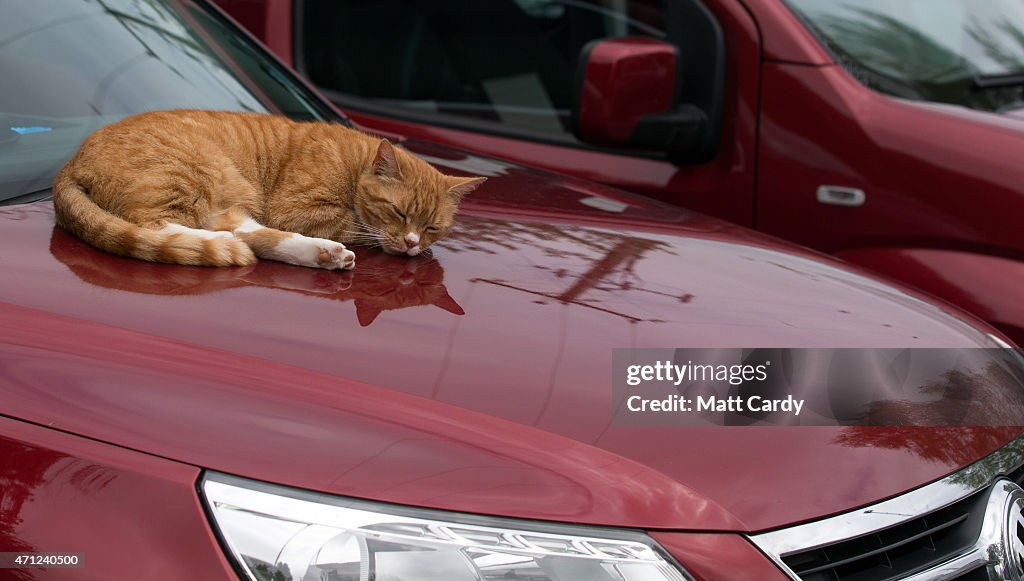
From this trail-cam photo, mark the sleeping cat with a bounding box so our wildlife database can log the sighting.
[52,110,485,270]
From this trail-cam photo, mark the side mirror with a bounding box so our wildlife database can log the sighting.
[571,37,722,165]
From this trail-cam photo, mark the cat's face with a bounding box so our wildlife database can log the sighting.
[354,140,484,256]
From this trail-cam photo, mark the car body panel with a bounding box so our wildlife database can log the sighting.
[214,0,293,64]
[0,416,236,580]
[651,532,790,581]
[758,62,1024,266]
[734,0,830,64]
[756,61,1024,341]
[1,144,1017,532]
[836,247,1024,346]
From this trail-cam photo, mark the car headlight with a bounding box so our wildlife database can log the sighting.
[202,472,692,581]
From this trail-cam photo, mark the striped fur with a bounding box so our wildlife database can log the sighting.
[52,110,485,268]
[53,171,256,266]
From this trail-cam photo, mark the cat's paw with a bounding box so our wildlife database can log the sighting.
[315,240,356,271]
[266,234,356,270]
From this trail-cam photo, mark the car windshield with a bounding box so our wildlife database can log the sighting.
[786,0,1024,113]
[0,0,335,204]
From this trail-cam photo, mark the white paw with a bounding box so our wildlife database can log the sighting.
[276,235,355,270]
[315,240,356,271]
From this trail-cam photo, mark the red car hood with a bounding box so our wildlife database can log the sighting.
[0,151,1016,533]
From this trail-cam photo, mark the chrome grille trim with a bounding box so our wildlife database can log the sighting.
[748,432,1024,580]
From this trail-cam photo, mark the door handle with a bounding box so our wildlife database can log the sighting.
[816,185,866,207]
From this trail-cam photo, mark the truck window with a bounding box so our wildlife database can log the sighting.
[299,0,667,139]
[787,0,1024,113]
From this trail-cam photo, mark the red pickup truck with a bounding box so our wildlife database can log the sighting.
[216,0,1024,344]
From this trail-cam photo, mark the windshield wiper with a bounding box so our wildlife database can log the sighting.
[973,71,1024,90]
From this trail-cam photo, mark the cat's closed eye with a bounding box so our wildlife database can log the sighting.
[391,204,407,220]
[425,226,440,233]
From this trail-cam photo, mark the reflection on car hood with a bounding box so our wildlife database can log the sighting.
[0,151,1015,532]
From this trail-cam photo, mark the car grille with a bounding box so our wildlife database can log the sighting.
[780,489,988,581]
[751,433,1024,581]
[777,465,1024,581]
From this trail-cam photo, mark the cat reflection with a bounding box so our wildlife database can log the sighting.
[49,228,464,327]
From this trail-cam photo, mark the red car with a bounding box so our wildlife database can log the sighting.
[218,0,1024,346]
[2,1,1023,580]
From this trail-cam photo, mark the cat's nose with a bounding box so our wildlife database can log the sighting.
[404,232,420,249]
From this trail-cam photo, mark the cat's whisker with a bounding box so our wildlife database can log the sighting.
[345,241,384,248]
[337,234,380,243]
[349,224,397,249]
[354,220,388,233]
[336,228,384,240]
[355,224,388,238]
[337,229,380,238]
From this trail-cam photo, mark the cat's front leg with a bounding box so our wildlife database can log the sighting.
[208,209,356,270]
[267,233,355,270]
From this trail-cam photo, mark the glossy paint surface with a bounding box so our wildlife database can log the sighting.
[0,416,236,580]
[756,62,1024,344]
[735,0,1024,346]
[213,0,292,64]
[837,248,1024,346]
[576,38,677,144]
[734,0,831,64]
[651,533,790,581]
[0,145,1017,534]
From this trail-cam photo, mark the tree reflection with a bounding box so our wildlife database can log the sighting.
[861,360,1024,427]
[443,216,690,324]
[835,426,1023,490]
[796,5,1024,111]
[834,355,1024,487]
[443,216,677,259]
[971,18,1024,73]
[0,438,116,581]
[0,441,56,581]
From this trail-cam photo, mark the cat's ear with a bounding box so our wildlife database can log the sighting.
[447,176,486,199]
[433,290,465,316]
[354,299,384,327]
[372,139,401,180]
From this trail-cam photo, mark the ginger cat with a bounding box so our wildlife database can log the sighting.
[52,110,485,270]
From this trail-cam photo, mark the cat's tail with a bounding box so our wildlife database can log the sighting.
[52,170,257,267]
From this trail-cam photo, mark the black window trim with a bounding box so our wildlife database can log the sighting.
[289,0,682,162]
[314,86,675,161]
